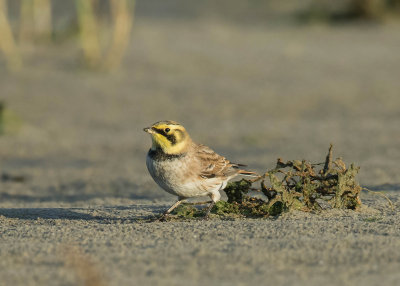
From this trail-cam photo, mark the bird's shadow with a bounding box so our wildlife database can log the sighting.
[0,207,100,220]
[0,205,165,223]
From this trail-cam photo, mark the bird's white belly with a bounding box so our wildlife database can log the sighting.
[146,154,219,198]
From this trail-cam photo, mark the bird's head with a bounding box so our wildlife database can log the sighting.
[143,121,191,154]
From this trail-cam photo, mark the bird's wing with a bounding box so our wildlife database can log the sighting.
[195,144,241,179]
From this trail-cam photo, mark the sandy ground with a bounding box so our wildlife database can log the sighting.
[1,14,400,286]
[0,195,399,286]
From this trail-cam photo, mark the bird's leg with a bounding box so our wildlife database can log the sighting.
[159,197,185,221]
[203,184,223,220]
[183,201,212,206]
[203,201,215,220]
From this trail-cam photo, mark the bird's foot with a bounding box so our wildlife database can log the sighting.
[158,213,169,222]
[202,214,211,221]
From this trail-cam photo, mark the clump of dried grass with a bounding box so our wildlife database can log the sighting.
[172,145,365,219]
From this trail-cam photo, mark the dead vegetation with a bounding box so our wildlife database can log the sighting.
[0,0,135,72]
[63,246,108,286]
[171,145,364,219]
[0,101,22,135]
[298,0,400,22]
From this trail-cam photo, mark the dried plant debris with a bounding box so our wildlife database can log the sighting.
[0,101,22,135]
[259,145,362,214]
[1,172,27,183]
[171,145,363,219]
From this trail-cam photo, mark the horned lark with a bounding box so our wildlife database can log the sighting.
[144,120,256,220]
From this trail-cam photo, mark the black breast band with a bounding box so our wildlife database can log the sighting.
[148,149,185,160]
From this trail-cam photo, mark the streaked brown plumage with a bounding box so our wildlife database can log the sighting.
[144,120,257,220]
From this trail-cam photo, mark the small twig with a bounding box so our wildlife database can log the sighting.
[323,144,333,174]
[362,187,394,211]
[310,174,338,181]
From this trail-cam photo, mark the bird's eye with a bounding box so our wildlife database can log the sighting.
[165,128,170,133]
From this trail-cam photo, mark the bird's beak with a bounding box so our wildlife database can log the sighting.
[143,127,154,134]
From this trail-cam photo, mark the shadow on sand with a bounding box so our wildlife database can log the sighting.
[0,207,100,220]
[364,183,400,191]
[0,192,152,203]
[0,205,165,222]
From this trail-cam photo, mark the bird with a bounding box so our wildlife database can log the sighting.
[144,120,257,220]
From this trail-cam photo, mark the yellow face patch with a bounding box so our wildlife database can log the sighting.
[149,123,189,154]
[151,132,171,150]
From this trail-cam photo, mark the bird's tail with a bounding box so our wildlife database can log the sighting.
[238,169,260,178]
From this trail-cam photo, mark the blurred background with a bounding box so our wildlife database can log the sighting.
[1,0,400,205]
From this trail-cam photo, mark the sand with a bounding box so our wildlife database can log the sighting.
[1,12,400,286]
[0,194,399,286]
